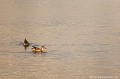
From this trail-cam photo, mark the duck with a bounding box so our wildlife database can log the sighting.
[32,46,47,53]
[23,38,30,50]
[23,38,29,47]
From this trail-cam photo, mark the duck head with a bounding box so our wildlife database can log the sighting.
[41,46,47,53]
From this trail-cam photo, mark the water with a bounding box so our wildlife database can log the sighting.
[0,0,120,79]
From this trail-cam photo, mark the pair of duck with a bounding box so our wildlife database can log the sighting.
[24,38,47,53]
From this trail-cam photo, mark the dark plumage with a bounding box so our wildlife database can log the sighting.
[24,38,29,46]
[23,38,30,50]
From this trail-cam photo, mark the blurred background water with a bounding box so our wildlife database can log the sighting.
[0,0,120,79]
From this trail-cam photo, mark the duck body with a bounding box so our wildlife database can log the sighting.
[32,46,47,53]
[24,38,29,47]
[32,47,42,52]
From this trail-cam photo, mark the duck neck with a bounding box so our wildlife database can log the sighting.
[41,47,44,51]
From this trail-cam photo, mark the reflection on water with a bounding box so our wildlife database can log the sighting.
[0,0,120,79]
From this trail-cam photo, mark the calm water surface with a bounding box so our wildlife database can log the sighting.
[0,0,120,79]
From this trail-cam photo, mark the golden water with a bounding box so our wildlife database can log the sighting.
[0,0,120,79]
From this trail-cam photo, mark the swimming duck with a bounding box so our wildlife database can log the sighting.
[32,46,47,53]
[23,38,30,50]
[24,38,29,47]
